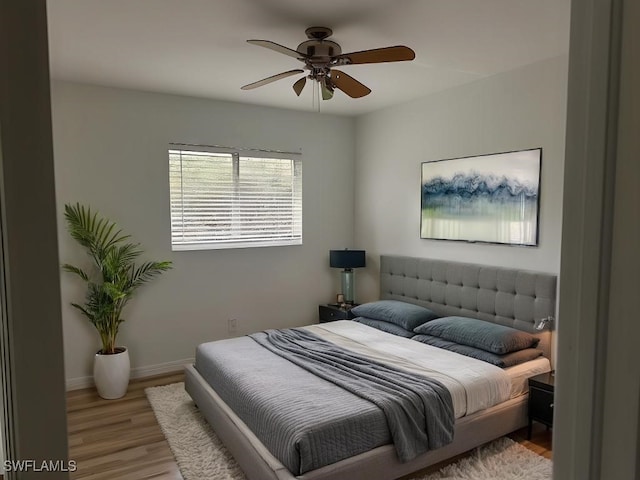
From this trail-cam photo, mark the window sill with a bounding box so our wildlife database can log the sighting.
[172,239,303,251]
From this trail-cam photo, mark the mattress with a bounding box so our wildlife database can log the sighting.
[504,356,551,397]
[194,320,549,475]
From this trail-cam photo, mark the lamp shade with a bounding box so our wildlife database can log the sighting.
[329,250,366,269]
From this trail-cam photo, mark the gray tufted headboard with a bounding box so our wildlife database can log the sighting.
[380,255,557,359]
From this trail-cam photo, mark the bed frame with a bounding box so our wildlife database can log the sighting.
[185,255,557,480]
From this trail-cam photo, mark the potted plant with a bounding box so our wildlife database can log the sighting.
[62,203,172,399]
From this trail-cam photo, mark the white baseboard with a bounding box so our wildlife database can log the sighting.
[66,375,94,391]
[65,357,194,391]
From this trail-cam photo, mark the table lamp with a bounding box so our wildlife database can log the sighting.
[329,249,366,304]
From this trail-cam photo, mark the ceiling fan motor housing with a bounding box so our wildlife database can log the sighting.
[297,39,342,61]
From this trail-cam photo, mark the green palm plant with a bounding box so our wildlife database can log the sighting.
[62,203,172,354]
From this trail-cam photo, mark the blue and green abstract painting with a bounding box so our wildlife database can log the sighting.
[421,149,541,245]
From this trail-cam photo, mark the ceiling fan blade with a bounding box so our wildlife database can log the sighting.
[241,69,305,90]
[247,40,308,60]
[293,77,306,96]
[320,78,334,100]
[333,46,415,65]
[330,70,371,98]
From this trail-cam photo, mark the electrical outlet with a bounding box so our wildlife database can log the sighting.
[228,318,238,333]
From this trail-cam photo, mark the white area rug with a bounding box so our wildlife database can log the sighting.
[146,382,552,480]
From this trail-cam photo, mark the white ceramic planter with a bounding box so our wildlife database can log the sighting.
[93,347,131,399]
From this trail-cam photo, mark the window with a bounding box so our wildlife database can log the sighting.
[169,145,302,250]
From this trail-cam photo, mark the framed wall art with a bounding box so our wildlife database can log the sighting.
[420,148,542,246]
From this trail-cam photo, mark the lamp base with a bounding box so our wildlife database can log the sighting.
[341,269,355,304]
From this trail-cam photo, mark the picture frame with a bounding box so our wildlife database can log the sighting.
[336,293,345,304]
[420,148,542,246]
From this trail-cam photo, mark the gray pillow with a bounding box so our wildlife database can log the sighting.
[351,300,439,331]
[411,334,543,367]
[413,316,539,354]
[353,317,415,338]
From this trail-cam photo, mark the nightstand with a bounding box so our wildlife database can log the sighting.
[528,371,555,439]
[318,304,358,323]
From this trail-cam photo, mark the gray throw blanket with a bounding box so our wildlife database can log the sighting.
[249,328,455,462]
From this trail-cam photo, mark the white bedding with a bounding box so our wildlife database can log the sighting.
[303,320,549,419]
[505,356,551,397]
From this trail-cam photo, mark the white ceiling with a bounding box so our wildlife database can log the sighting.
[47,0,571,116]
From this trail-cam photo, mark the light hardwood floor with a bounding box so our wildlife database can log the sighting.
[67,372,552,479]
[67,372,184,480]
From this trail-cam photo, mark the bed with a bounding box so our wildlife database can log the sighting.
[185,255,557,480]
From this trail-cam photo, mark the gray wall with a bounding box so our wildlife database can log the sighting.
[52,55,570,384]
[51,82,356,385]
[353,55,568,302]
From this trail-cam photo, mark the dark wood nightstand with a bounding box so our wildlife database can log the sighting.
[528,371,555,439]
[318,304,358,323]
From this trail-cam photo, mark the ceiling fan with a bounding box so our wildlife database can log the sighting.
[241,27,415,100]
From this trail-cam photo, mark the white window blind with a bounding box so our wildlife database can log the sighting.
[169,146,302,250]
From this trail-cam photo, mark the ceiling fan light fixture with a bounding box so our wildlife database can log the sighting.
[242,27,415,102]
[321,78,334,100]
